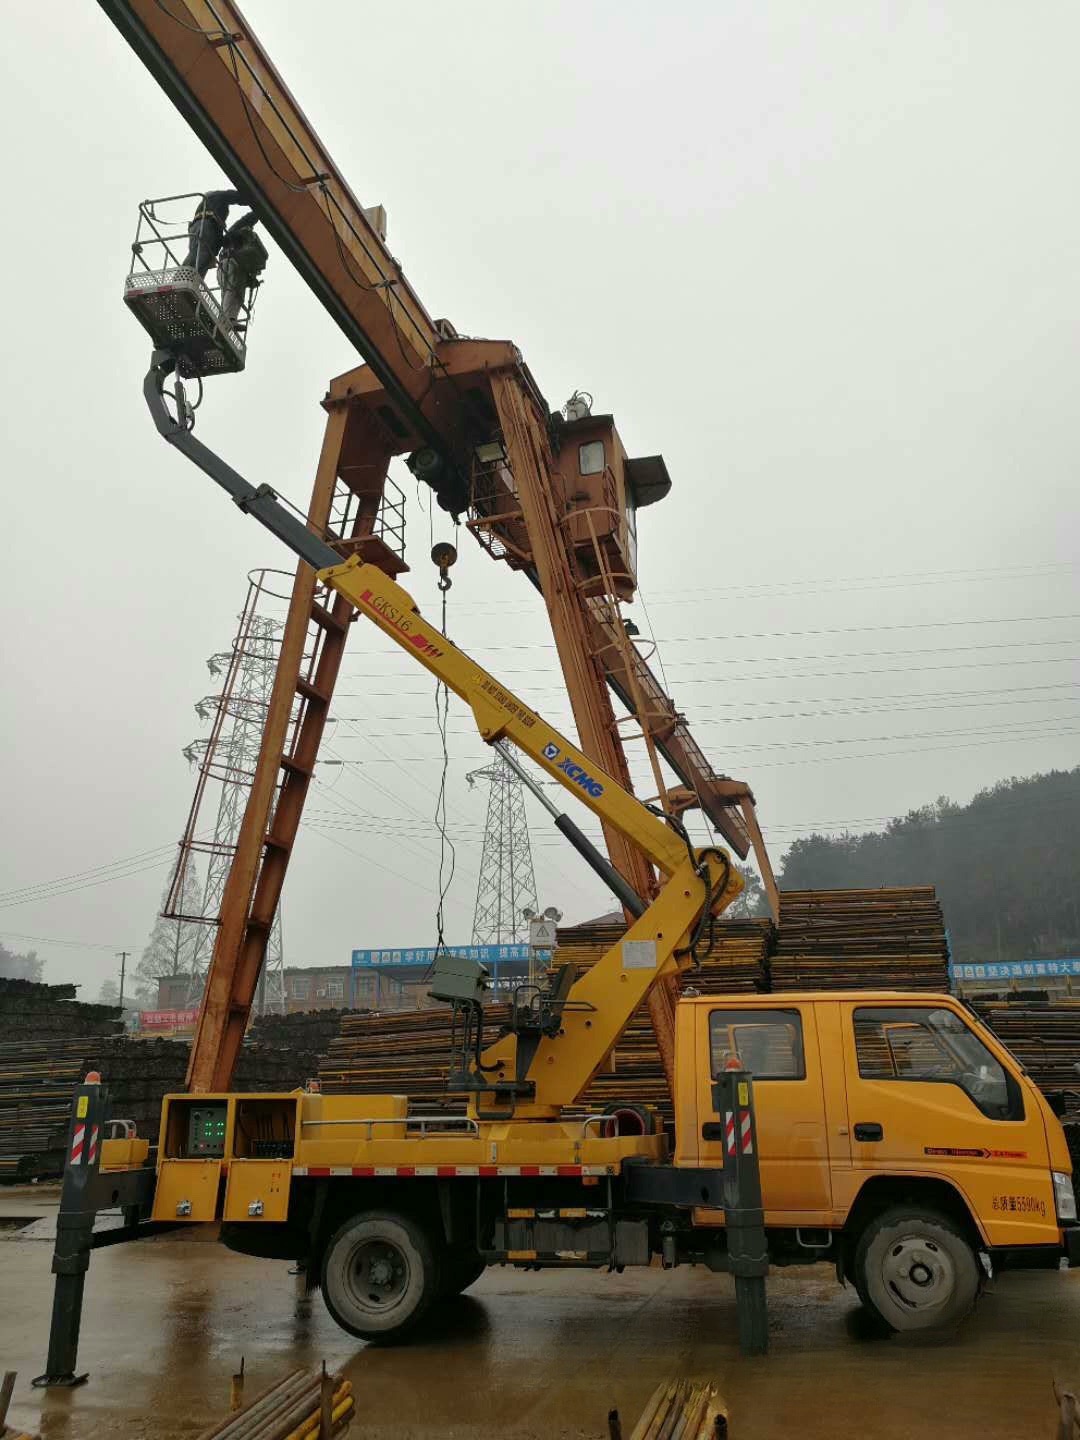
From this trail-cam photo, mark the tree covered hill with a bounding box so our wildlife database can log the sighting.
[778,767,1080,965]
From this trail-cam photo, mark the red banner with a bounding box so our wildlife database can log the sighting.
[138,1007,199,1031]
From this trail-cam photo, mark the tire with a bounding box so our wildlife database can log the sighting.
[320,1210,439,1342]
[438,1249,486,1298]
[853,1207,980,1333]
[600,1103,654,1137]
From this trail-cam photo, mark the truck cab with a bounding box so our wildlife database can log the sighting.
[673,990,1078,1328]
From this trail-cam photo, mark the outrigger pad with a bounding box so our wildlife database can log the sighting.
[124,266,246,378]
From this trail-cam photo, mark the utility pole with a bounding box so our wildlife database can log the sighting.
[116,951,129,1012]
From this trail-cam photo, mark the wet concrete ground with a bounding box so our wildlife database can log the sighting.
[2,1187,1078,1438]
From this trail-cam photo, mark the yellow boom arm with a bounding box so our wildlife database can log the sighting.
[321,558,688,876]
[319,556,742,1115]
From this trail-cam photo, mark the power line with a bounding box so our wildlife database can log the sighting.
[0,843,175,906]
[313,776,442,868]
[722,714,1080,753]
[334,676,1077,720]
[299,718,1080,769]
[642,680,1080,704]
[307,823,436,884]
[331,692,1080,739]
[0,856,175,912]
[448,582,1080,617]
[338,625,1080,663]
[766,792,1080,836]
[749,726,1080,769]
[335,653,1080,694]
[0,928,127,952]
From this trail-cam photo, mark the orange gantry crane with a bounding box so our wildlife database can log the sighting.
[99,0,777,1095]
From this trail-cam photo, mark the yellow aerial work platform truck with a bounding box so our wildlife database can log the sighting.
[34,346,1080,1387]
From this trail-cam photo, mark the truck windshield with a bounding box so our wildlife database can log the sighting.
[853,1005,1021,1120]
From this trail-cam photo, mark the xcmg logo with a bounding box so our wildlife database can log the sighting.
[542,743,605,798]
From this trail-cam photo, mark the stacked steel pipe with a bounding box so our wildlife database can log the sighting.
[196,1367,354,1440]
[0,979,322,1181]
[321,1005,511,1110]
[969,998,1080,1173]
[770,887,950,991]
[0,980,123,1182]
[610,1378,727,1440]
[249,1008,365,1057]
[971,999,1080,1094]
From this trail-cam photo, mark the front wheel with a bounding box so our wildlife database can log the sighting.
[320,1211,439,1342]
[853,1207,980,1333]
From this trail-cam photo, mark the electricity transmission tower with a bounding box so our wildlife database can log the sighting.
[466,749,539,945]
[163,569,289,1012]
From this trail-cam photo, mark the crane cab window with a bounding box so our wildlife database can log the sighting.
[853,1006,1022,1121]
[579,441,605,476]
[709,1009,805,1080]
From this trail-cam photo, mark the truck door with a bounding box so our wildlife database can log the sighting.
[839,1001,1057,1243]
[696,1003,832,1219]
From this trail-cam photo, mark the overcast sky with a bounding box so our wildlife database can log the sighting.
[1,2,1077,998]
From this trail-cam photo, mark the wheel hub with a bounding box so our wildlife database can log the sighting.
[348,1239,409,1310]
[369,1257,393,1287]
[882,1236,954,1312]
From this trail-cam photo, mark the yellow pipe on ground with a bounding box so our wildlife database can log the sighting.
[281,1382,354,1440]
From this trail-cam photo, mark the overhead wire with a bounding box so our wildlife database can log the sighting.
[0,844,176,906]
[0,855,176,912]
[309,783,441,868]
[720,714,1080,753]
[307,824,431,885]
[329,687,1080,739]
[341,633,1078,663]
[332,678,1080,712]
[0,928,130,953]
[749,727,1080,769]
[443,564,1080,615]
[307,718,1080,768]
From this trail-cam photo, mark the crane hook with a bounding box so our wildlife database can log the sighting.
[431,541,458,592]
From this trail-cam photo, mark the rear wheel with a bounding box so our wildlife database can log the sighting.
[853,1207,980,1333]
[320,1211,438,1342]
[438,1248,486,1297]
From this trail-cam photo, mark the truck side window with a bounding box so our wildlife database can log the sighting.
[853,1006,1022,1121]
[709,1009,805,1080]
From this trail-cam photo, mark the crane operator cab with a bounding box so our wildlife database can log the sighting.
[124,191,267,378]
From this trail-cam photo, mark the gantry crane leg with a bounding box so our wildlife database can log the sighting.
[186,398,397,1091]
[489,371,680,1090]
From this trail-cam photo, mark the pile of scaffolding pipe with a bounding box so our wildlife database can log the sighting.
[195,1368,354,1440]
[624,1379,727,1440]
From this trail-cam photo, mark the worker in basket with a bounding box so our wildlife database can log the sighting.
[218,213,268,330]
[182,188,255,277]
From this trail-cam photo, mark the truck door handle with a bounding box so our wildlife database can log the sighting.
[854,1122,883,1142]
[701,1122,725,1141]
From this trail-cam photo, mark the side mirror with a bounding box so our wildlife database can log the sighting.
[1045,1090,1070,1119]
